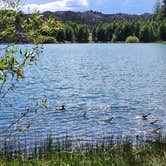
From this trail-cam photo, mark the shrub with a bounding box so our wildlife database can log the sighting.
[125,36,140,43]
[111,34,118,42]
[34,35,56,44]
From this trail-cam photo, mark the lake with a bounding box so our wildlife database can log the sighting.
[0,43,166,143]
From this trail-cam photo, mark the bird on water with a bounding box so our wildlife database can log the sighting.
[141,113,151,119]
[150,127,161,134]
[149,120,158,125]
[56,105,65,110]
[103,117,113,123]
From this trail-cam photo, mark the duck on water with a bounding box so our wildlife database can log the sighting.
[56,105,65,111]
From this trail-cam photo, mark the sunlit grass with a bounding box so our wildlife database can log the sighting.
[0,134,165,166]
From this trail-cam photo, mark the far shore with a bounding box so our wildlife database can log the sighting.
[0,41,166,45]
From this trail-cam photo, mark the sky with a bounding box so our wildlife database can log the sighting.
[7,0,162,14]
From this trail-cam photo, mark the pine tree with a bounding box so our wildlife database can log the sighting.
[56,28,65,42]
[154,0,162,15]
[159,22,166,40]
[65,26,74,42]
[161,0,166,18]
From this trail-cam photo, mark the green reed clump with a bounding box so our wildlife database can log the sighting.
[0,135,165,166]
[125,36,140,43]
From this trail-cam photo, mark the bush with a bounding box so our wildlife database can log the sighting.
[125,36,140,43]
[111,34,118,42]
[34,35,56,44]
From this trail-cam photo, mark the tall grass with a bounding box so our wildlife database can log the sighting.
[0,134,165,166]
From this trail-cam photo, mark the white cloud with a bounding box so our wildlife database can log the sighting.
[80,0,88,6]
[22,0,89,13]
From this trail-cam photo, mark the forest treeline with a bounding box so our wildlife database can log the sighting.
[92,20,166,42]
[40,20,166,43]
[0,0,166,43]
[94,0,166,43]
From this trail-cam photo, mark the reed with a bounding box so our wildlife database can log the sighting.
[0,133,165,166]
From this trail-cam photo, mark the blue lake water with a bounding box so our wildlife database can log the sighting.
[0,43,166,142]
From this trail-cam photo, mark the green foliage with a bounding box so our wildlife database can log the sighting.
[0,10,18,42]
[96,24,107,42]
[154,0,162,15]
[0,10,43,43]
[65,25,74,42]
[94,23,114,42]
[76,24,89,42]
[125,36,140,43]
[0,45,41,98]
[1,6,166,44]
[0,135,165,166]
[35,19,90,43]
[56,28,65,42]
[40,16,62,36]
[161,0,166,18]
[92,20,166,43]
[111,34,118,42]
[92,26,97,41]
[139,25,152,42]
[1,9,166,43]
[153,0,166,19]
[113,22,135,41]
[22,12,42,34]
[159,22,166,40]
[34,35,56,44]
[107,24,114,41]
[0,2,43,142]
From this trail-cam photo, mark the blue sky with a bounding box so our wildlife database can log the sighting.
[21,0,158,14]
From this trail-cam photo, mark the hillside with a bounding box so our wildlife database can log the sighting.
[41,10,152,26]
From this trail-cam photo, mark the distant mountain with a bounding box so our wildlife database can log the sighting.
[41,10,152,26]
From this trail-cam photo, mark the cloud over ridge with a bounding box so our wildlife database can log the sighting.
[22,0,89,13]
[21,0,155,14]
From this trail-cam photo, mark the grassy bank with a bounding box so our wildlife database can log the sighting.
[0,135,165,166]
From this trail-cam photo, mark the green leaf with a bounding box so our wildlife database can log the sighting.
[0,58,7,70]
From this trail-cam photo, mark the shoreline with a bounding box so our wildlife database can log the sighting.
[0,134,165,165]
[0,41,166,45]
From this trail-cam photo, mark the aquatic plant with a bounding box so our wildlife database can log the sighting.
[0,134,165,166]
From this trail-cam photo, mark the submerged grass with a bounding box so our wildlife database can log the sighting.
[0,135,165,166]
